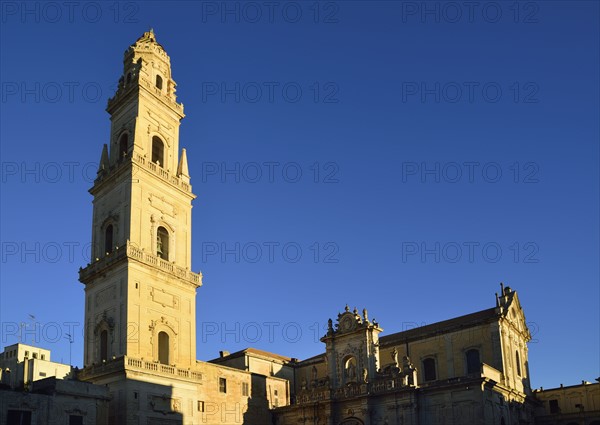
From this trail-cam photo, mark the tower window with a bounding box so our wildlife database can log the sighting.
[156,75,163,90]
[100,330,108,362]
[151,136,164,168]
[515,350,522,376]
[423,357,436,381]
[156,226,169,260]
[158,331,169,364]
[242,382,249,396]
[219,377,227,393]
[105,224,114,254]
[118,133,128,159]
[466,349,480,374]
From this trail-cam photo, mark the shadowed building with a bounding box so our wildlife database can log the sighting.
[272,285,538,425]
[533,381,600,425]
[0,344,109,425]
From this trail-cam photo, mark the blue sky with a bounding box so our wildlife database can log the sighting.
[0,1,598,389]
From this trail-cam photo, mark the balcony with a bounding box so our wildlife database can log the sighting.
[79,241,202,288]
[79,355,202,383]
[94,151,192,194]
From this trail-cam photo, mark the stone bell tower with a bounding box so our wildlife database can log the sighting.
[321,306,383,388]
[79,30,201,371]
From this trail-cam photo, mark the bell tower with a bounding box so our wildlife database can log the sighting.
[79,30,201,371]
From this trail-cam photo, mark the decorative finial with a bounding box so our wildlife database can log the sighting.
[345,304,350,312]
[363,308,369,322]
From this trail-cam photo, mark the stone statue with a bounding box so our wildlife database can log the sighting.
[391,347,399,367]
[401,356,417,387]
[363,308,369,322]
[362,368,368,383]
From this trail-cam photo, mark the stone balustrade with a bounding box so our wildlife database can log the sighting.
[79,241,202,287]
[80,355,202,382]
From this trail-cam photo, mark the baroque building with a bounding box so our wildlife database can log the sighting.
[12,30,592,425]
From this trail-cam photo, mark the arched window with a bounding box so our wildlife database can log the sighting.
[152,136,164,168]
[344,357,357,382]
[158,331,169,364]
[423,358,436,381]
[100,330,108,362]
[104,225,113,254]
[466,349,480,374]
[155,75,163,90]
[157,226,169,260]
[515,350,522,376]
[118,133,128,159]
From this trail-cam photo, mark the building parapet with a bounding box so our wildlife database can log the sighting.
[293,363,505,406]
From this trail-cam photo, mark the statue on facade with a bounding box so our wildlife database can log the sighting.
[391,347,399,367]
[401,356,417,387]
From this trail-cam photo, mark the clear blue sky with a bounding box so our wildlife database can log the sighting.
[1,1,598,389]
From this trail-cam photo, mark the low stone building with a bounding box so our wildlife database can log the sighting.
[0,344,109,425]
[533,381,600,425]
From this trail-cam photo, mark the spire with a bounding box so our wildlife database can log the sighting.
[177,148,190,184]
[98,144,109,174]
[131,28,165,51]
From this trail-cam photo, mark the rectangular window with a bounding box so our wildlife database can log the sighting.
[41,354,45,360]
[24,351,29,357]
[7,410,32,425]
[549,399,560,414]
[242,382,249,396]
[69,415,83,425]
[32,353,38,359]
[219,377,227,393]
[39,372,46,377]
[197,401,205,412]
[274,389,279,407]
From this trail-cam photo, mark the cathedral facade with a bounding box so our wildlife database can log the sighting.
[71,31,599,425]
